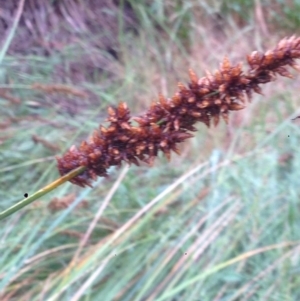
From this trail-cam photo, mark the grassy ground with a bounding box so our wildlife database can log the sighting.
[1,1,300,300]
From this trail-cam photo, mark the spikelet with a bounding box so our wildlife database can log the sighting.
[57,36,300,187]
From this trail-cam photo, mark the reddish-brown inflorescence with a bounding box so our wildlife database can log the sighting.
[57,36,300,187]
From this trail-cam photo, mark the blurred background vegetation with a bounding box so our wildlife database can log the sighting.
[1,0,300,300]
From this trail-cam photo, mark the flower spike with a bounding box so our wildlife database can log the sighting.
[57,37,300,187]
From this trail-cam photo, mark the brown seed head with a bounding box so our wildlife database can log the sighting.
[57,36,300,187]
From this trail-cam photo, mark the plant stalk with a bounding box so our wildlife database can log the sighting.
[0,166,87,221]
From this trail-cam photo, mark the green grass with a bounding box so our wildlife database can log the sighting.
[1,1,300,300]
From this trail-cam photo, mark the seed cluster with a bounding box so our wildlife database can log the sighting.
[57,36,300,187]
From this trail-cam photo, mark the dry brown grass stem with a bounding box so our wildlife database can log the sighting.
[31,83,88,98]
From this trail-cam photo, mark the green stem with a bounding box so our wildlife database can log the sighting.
[0,166,87,221]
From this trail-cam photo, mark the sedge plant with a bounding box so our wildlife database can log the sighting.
[1,35,300,221]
